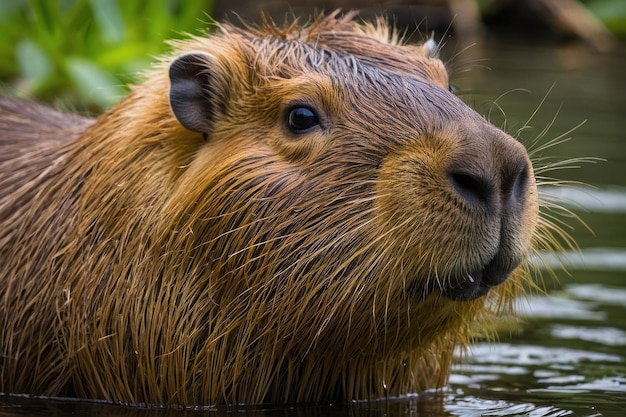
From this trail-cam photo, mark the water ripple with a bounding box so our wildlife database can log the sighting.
[539,185,626,213]
[515,296,605,320]
[566,284,626,306]
[458,343,621,366]
[550,325,626,346]
[444,395,575,417]
[530,376,626,394]
[531,247,626,271]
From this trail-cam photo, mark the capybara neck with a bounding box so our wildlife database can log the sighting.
[0,11,549,406]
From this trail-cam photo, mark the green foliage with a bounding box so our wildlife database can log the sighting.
[0,0,214,112]
[582,0,626,36]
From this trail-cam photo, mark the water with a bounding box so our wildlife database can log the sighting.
[1,38,625,417]
[441,38,626,417]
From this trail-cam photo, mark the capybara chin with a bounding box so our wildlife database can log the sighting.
[0,11,548,406]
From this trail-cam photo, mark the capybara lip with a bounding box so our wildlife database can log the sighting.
[443,256,516,302]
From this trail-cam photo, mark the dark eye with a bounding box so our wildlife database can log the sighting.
[287,107,320,133]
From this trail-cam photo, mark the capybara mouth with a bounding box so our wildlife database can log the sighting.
[442,255,517,302]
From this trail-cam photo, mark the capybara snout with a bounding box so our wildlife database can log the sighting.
[1,12,545,406]
[440,125,538,300]
[374,103,538,302]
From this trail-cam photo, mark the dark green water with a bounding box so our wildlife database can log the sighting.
[1,39,625,417]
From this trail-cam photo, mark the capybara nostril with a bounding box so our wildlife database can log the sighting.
[447,135,533,216]
[448,170,496,210]
[504,158,531,210]
[495,138,534,214]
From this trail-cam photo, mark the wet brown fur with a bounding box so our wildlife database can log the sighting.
[0,12,558,406]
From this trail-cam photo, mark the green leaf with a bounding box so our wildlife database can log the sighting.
[581,0,626,36]
[88,0,125,43]
[96,43,153,68]
[0,0,27,24]
[66,58,126,109]
[16,39,53,86]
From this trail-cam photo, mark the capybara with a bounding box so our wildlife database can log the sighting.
[1,12,559,406]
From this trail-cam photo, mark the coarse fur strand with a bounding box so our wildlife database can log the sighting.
[1,12,568,406]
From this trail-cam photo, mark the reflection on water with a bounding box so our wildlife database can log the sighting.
[1,36,625,417]
[535,248,626,270]
[550,324,626,346]
[540,185,626,213]
[457,343,622,367]
[568,284,626,306]
[444,396,574,417]
[516,294,606,320]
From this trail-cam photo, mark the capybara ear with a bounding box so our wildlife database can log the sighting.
[169,51,219,134]
[422,39,438,58]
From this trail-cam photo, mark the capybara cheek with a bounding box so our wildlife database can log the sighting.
[375,149,501,277]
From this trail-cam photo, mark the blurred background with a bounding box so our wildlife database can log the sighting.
[0,0,623,112]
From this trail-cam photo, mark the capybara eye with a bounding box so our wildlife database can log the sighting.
[287,107,320,133]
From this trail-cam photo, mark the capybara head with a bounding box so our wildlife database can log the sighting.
[0,12,553,407]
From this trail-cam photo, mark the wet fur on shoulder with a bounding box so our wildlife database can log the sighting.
[1,12,566,406]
